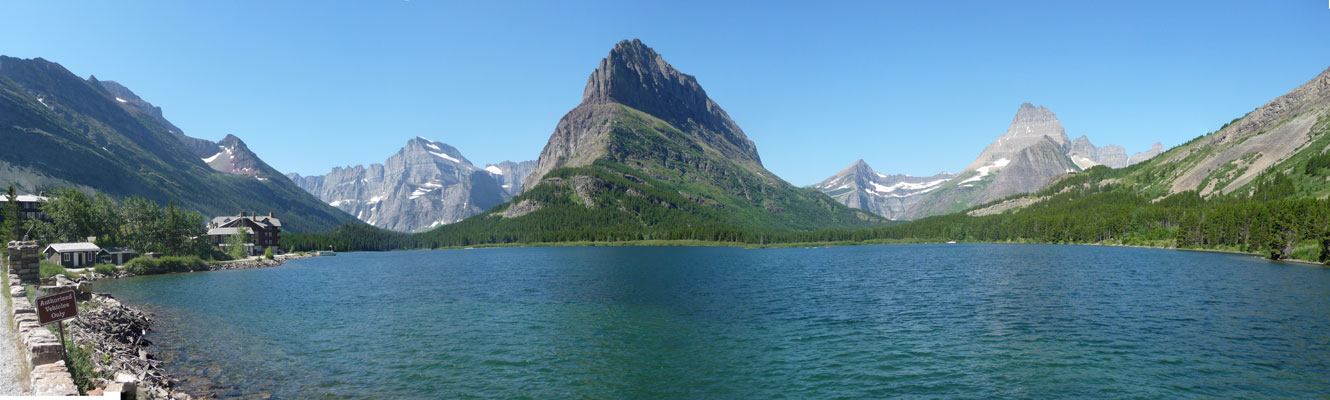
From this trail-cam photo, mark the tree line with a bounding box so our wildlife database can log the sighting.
[283,178,1330,264]
[3,186,219,258]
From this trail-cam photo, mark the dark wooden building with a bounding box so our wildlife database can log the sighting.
[97,247,138,266]
[0,194,50,227]
[207,211,281,256]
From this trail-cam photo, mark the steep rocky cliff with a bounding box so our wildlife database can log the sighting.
[965,103,1071,171]
[523,39,766,190]
[485,160,536,197]
[437,39,882,236]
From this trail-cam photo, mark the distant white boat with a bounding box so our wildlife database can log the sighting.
[315,250,336,256]
[946,241,957,244]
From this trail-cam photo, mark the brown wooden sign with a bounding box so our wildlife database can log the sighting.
[36,290,78,325]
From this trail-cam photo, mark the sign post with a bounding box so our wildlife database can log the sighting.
[36,289,78,360]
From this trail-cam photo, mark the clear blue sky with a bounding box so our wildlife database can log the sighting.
[3,1,1328,185]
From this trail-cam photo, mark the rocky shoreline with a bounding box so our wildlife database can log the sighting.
[56,252,315,398]
[66,291,182,399]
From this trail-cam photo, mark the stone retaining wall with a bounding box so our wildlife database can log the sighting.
[7,241,40,284]
[5,262,79,395]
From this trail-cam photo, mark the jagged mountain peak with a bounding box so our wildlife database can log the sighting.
[811,158,954,220]
[1013,102,1058,123]
[965,102,1071,171]
[500,40,883,232]
[582,39,677,105]
[289,136,536,232]
[525,39,765,189]
[848,158,871,171]
[403,136,473,166]
[584,39,759,162]
[201,134,266,177]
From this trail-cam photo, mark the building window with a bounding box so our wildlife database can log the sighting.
[62,253,70,262]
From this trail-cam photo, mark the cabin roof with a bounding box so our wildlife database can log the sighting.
[44,242,101,253]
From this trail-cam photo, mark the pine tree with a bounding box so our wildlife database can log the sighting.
[1320,229,1330,264]
[2,185,17,243]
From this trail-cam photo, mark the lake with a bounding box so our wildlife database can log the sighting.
[92,244,1330,398]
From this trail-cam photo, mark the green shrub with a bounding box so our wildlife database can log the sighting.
[65,342,105,394]
[39,261,67,279]
[92,263,117,276]
[1288,239,1321,262]
[123,256,208,275]
[263,246,273,260]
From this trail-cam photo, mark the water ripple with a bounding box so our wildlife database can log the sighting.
[93,244,1330,399]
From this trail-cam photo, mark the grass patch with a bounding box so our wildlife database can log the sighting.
[64,341,105,394]
[92,263,117,276]
[124,256,207,275]
[1288,239,1322,262]
[39,261,67,279]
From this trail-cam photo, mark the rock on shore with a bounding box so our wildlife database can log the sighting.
[68,293,190,400]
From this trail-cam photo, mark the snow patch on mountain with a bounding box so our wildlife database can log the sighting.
[409,182,444,200]
[961,158,1011,184]
[429,151,460,163]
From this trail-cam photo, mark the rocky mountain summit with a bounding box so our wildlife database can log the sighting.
[1127,142,1164,166]
[810,160,953,220]
[95,80,271,176]
[438,39,881,237]
[821,103,1161,220]
[523,39,767,190]
[965,103,1072,171]
[289,137,533,232]
[1068,135,1129,169]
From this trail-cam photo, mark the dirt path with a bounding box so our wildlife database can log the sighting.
[0,297,28,395]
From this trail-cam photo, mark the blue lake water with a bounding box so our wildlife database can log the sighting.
[92,244,1330,398]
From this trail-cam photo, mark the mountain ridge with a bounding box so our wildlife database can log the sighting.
[0,55,358,233]
[289,137,533,232]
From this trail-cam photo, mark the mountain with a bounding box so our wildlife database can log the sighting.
[423,39,883,242]
[967,64,1330,217]
[1156,66,1330,197]
[486,160,536,197]
[893,104,1091,219]
[809,160,953,220]
[865,103,1167,220]
[1127,142,1164,166]
[900,65,1330,262]
[1068,135,1128,169]
[0,56,358,233]
[965,103,1072,171]
[288,137,533,232]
